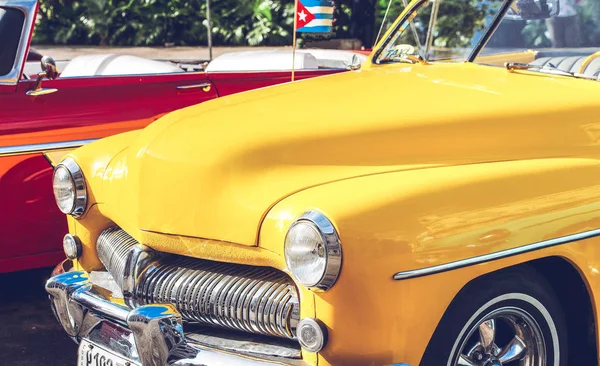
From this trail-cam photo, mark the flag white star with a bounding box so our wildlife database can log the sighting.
[298,10,308,22]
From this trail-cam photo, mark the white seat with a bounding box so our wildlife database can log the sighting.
[60,54,183,77]
[302,49,367,69]
[204,50,319,72]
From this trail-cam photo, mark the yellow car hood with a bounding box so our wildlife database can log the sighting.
[97,63,600,246]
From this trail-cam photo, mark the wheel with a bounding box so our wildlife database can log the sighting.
[420,265,568,366]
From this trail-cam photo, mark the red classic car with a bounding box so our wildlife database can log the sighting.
[0,0,365,273]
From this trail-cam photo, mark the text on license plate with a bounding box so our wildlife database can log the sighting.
[78,339,137,366]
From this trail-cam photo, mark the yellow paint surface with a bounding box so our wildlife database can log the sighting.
[63,15,600,364]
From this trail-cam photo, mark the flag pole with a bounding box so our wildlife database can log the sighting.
[292,0,298,82]
[206,0,213,60]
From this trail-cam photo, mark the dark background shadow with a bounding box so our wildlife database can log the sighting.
[0,268,76,365]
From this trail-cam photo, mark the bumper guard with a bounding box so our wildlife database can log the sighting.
[46,264,294,366]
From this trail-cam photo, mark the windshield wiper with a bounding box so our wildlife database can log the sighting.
[504,62,574,76]
[505,62,600,81]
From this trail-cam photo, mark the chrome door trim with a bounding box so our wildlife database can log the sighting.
[0,138,97,156]
[176,82,212,90]
[0,0,38,86]
[393,228,600,280]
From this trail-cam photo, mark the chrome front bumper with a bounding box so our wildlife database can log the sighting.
[46,263,300,366]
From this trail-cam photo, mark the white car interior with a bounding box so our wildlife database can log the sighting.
[59,54,185,77]
[204,49,366,72]
[24,49,368,78]
[528,50,600,78]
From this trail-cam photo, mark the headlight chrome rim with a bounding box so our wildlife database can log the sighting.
[53,158,87,217]
[284,210,342,291]
[297,318,328,352]
[63,234,82,260]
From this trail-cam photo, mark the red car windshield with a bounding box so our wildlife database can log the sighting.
[0,7,24,77]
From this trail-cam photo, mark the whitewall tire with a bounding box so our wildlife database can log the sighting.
[420,266,567,366]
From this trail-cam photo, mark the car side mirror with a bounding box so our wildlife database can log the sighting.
[27,55,58,96]
[41,55,58,80]
[505,0,559,20]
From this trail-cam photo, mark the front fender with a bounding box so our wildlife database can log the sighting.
[61,130,141,270]
[259,158,600,365]
[64,129,141,210]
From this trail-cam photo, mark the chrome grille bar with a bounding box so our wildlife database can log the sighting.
[97,226,138,288]
[96,227,300,340]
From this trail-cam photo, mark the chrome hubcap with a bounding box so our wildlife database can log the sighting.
[455,307,546,366]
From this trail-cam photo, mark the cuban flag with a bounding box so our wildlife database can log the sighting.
[296,0,334,33]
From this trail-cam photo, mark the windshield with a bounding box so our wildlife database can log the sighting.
[477,0,600,76]
[0,7,24,77]
[375,0,505,63]
[376,0,409,44]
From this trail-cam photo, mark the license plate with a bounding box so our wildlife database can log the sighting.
[77,339,138,366]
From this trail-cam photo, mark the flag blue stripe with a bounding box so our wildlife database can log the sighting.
[297,25,332,33]
[314,13,333,19]
[301,0,334,7]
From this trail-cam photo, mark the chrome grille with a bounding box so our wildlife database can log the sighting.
[96,227,300,340]
[97,226,137,288]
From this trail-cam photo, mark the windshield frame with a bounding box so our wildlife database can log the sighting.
[371,0,515,64]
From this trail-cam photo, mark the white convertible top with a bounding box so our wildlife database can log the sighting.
[60,54,184,77]
[303,49,367,69]
[56,49,367,78]
[204,50,318,72]
[205,49,366,72]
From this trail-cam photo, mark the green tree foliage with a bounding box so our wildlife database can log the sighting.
[574,0,600,46]
[522,20,551,47]
[34,0,298,46]
[33,0,508,47]
[34,0,407,46]
[375,0,405,35]
[210,0,294,46]
[433,0,500,48]
[492,0,600,49]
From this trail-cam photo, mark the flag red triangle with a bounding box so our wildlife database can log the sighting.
[296,1,316,29]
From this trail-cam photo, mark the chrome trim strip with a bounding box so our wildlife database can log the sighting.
[0,138,97,156]
[73,284,130,324]
[177,82,212,90]
[393,228,600,280]
[0,0,38,86]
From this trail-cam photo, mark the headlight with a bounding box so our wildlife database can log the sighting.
[284,211,342,291]
[63,234,82,259]
[52,158,87,217]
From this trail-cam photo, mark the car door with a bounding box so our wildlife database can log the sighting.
[6,71,218,145]
[0,73,217,269]
[0,1,218,271]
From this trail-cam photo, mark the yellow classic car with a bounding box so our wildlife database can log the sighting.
[44,0,600,365]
